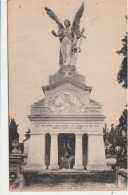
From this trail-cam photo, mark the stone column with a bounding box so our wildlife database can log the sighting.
[25,133,46,171]
[73,133,84,170]
[86,134,108,171]
[49,133,59,170]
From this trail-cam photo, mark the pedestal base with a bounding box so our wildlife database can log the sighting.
[23,164,47,172]
[73,165,84,170]
[49,165,60,170]
[86,164,108,171]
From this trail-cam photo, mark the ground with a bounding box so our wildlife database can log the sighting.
[21,170,119,191]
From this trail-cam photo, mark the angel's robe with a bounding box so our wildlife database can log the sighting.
[60,28,77,66]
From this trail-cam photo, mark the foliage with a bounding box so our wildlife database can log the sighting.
[9,170,17,185]
[108,108,127,170]
[25,128,31,140]
[111,125,127,170]
[116,33,127,88]
[9,118,19,153]
[108,124,119,145]
[118,108,127,127]
[116,34,127,56]
[103,123,109,141]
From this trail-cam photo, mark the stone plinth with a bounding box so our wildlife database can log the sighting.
[26,134,46,171]
[86,134,108,171]
[117,169,128,189]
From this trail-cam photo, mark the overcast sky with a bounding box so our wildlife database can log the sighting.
[8,0,127,142]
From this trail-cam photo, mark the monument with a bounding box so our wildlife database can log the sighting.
[23,2,108,172]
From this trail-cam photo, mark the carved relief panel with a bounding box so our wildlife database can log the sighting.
[48,89,87,113]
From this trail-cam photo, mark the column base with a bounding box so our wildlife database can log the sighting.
[86,164,109,171]
[49,164,60,170]
[23,164,47,173]
[73,164,84,170]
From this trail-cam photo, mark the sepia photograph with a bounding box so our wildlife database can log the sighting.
[7,0,127,192]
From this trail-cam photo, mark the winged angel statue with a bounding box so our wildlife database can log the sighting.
[45,2,85,66]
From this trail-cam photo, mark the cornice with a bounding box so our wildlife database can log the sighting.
[42,77,92,93]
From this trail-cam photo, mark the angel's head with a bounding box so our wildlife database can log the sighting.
[64,19,70,27]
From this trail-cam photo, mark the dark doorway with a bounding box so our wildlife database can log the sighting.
[45,133,51,167]
[58,134,75,169]
[83,134,88,167]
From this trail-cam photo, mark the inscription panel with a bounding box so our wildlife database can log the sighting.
[32,123,103,134]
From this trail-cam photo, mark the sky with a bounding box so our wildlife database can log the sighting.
[8,0,127,142]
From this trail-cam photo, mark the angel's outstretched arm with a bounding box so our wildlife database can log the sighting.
[51,29,63,37]
[45,7,64,36]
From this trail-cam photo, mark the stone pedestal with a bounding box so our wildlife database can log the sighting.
[26,133,46,171]
[117,169,128,188]
[25,66,108,173]
[86,134,107,171]
[74,133,84,170]
[49,133,59,170]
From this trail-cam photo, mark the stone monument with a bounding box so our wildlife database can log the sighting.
[23,2,108,172]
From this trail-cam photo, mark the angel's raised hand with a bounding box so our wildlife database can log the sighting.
[51,30,56,36]
[82,28,85,33]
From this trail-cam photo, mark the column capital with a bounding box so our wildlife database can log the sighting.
[31,132,46,135]
[88,133,104,136]
[75,133,83,136]
[50,133,59,136]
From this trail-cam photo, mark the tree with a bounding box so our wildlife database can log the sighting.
[116,33,127,88]
[111,107,127,170]
[108,124,119,145]
[119,108,127,127]
[103,123,109,141]
[9,118,19,153]
[25,128,31,140]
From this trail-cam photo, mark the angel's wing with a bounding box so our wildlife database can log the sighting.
[71,2,85,39]
[45,7,64,30]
